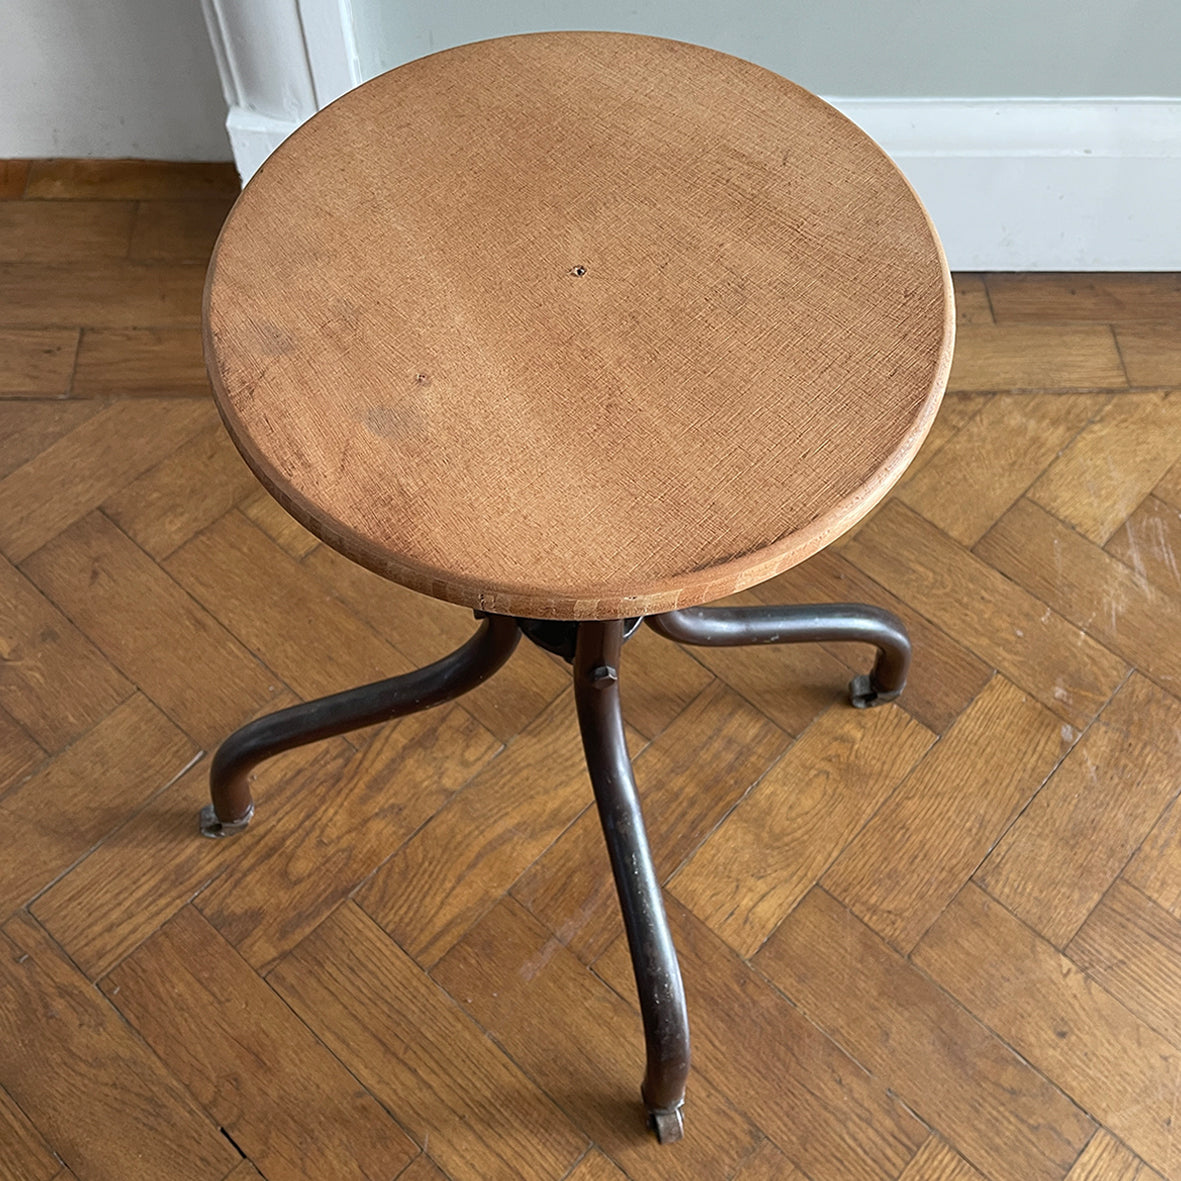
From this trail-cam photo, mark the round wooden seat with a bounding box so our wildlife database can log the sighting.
[205,31,953,621]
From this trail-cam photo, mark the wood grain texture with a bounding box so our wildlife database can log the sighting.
[0,706,42,796]
[986,273,1181,323]
[0,328,79,396]
[757,888,1093,1181]
[196,706,500,971]
[915,884,1181,1178]
[0,552,132,751]
[303,543,570,742]
[0,160,29,199]
[433,897,760,1181]
[595,899,929,1181]
[0,201,133,262]
[513,680,788,963]
[1027,390,1181,544]
[0,1082,59,1181]
[1105,495,1181,597]
[22,511,281,747]
[129,199,233,262]
[730,1138,809,1181]
[104,906,418,1181]
[24,159,240,201]
[946,322,1125,391]
[0,399,98,479]
[1064,1130,1159,1181]
[975,497,1181,697]
[977,674,1181,947]
[164,509,412,702]
[0,396,213,562]
[896,392,1107,545]
[1068,880,1181,1052]
[206,32,951,619]
[355,694,590,965]
[897,1139,987,1181]
[0,912,238,1181]
[750,547,992,734]
[823,675,1070,951]
[1116,323,1181,388]
[0,693,195,917]
[101,423,258,560]
[71,327,211,396]
[671,701,933,957]
[268,901,588,1181]
[843,501,1128,729]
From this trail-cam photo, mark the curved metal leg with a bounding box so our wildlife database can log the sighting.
[573,620,690,1143]
[646,603,911,709]
[199,614,521,836]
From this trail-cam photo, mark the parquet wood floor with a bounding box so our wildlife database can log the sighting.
[1,161,1180,1181]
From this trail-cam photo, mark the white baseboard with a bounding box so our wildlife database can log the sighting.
[831,98,1181,270]
[224,107,300,184]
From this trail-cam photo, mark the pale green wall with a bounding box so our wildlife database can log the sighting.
[352,0,1181,96]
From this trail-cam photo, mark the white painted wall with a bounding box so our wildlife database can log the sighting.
[352,0,1181,97]
[1,0,231,159]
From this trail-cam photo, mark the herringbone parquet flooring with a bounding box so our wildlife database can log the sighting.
[2,159,1181,1181]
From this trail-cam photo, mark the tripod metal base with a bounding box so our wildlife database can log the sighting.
[199,599,911,1142]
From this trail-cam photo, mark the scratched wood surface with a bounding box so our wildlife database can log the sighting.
[1,161,1181,1181]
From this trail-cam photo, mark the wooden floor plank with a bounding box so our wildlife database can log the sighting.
[22,511,282,748]
[71,327,211,396]
[0,706,42,796]
[515,680,789,963]
[671,700,933,957]
[268,901,589,1181]
[897,1139,988,1181]
[1064,1130,1159,1181]
[0,160,29,199]
[237,488,321,558]
[129,199,234,262]
[1068,879,1181,1051]
[1027,390,1181,544]
[0,396,214,562]
[0,693,195,918]
[0,201,133,262]
[844,500,1129,729]
[0,1082,60,1181]
[986,273,1181,322]
[104,906,418,1181]
[594,900,929,1181]
[1115,323,1181,388]
[563,1150,631,1180]
[304,542,576,743]
[101,423,258,560]
[977,674,1181,947]
[975,497,1181,698]
[914,883,1181,1179]
[24,159,240,201]
[0,553,132,752]
[896,391,1107,545]
[165,509,414,703]
[1105,495,1181,597]
[750,547,993,735]
[822,675,1071,951]
[758,888,1092,1181]
[947,322,1126,391]
[952,273,993,325]
[0,260,206,328]
[355,693,590,965]
[1125,795,1181,923]
[433,897,761,1181]
[196,706,500,972]
[27,719,352,981]
[0,399,99,479]
[0,912,239,1181]
[0,328,79,396]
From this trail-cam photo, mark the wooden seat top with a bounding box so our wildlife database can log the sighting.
[205,31,953,620]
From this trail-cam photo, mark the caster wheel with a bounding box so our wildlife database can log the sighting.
[849,673,904,710]
[648,1105,685,1143]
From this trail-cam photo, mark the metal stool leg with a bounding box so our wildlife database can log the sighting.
[199,614,521,836]
[573,619,690,1143]
[646,603,911,708]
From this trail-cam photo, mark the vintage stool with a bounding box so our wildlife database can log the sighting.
[200,31,953,1144]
